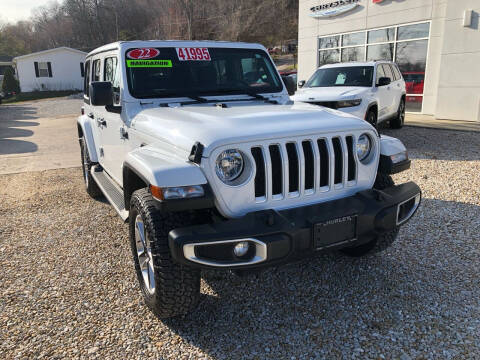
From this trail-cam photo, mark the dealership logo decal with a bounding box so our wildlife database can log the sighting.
[310,0,360,18]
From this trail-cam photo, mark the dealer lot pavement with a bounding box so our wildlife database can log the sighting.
[0,98,82,174]
[1,99,480,358]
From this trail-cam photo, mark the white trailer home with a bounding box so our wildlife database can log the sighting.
[13,47,86,92]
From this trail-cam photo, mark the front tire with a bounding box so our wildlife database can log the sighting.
[129,188,200,319]
[390,98,405,129]
[365,108,378,129]
[340,174,399,257]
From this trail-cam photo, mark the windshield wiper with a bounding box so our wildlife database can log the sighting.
[184,95,209,103]
[205,88,279,104]
[244,92,278,104]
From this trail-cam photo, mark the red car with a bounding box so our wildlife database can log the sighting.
[403,71,424,95]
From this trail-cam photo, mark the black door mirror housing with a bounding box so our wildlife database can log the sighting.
[377,77,391,87]
[298,80,306,88]
[90,81,113,106]
[282,75,297,96]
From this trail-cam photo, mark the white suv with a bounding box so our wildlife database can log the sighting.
[292,61,406,129]
[78,41,420,318]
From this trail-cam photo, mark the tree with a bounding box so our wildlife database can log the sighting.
[0,0,299,54]
[2,67,20,93]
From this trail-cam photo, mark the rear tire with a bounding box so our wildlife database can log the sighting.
[80,138,102,198]
[390,98,405,129]
[340,174,399,257]
[129,189,201,319]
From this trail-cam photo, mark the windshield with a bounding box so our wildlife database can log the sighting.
[306,66,374,88]
[125,47,283,99]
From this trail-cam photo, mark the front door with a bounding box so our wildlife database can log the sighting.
[95,56,127,186]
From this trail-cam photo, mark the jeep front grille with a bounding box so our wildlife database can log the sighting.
[207,131,378,218]
[250,135,357,201]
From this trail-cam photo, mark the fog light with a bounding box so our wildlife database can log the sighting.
[233,241,250,257]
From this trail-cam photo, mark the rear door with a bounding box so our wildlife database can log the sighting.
[390,64,405,110]
[376,64,395,120]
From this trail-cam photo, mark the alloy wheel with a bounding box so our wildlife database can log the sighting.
[135,215,155,294]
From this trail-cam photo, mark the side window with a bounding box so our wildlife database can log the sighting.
[382,64,394,81]
[84,60,91,97]
[35,62,51,78]
[105,56,120,104]
[388,64,398,81]
[376,64,386,84]
[92,59,101,82]
[393,65,402,80]
[80,62,85,78]
[104,57,118,83]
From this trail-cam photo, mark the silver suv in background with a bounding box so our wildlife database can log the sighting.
[293,61,406,129]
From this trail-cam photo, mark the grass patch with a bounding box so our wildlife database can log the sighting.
[2,90,80,103]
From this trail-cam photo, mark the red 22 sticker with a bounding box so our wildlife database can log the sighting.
[127,48,160,60]
[176,47,211,61]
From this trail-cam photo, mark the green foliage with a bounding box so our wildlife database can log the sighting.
[1,67,20,93]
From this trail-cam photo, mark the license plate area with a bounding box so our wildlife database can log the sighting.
[313,215,357,250]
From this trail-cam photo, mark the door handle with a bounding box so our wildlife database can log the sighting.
[96,118,106,127]
[88,112,94,119]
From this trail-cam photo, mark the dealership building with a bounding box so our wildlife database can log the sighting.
[297,0,480,122]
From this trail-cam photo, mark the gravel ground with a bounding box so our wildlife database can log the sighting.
[1,126,480,359]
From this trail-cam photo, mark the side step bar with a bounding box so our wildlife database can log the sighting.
[91,166,129,221]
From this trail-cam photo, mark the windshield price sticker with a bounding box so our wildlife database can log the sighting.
[127,59,172,68]
[176,47,211,61]
[127,48,160,60]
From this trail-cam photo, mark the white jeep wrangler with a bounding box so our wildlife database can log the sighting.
[78,40,421,319]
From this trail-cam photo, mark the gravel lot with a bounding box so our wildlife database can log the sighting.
[1,126,479,359]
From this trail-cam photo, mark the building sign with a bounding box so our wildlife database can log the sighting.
[310,0,360,18]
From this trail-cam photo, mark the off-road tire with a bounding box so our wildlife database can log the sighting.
[129,188,200,319]
[341,173,399,257]
[366,108,378,129]
[390,98,405,129]
[80,138,102,198]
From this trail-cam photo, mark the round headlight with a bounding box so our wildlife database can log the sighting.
[356,134,371,161]
[215,149,244,183]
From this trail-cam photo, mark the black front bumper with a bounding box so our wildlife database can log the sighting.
[169,182,421,270]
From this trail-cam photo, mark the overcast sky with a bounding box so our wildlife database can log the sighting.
[1,0,52,23]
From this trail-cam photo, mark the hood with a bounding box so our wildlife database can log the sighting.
[292,87,369,102]
[131,101,374,157]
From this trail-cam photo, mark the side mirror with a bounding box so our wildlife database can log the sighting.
[90,81,113,106]
[298,80,306,88]
[282,75,297,96]
[377,77,391,87]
